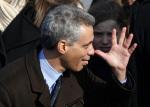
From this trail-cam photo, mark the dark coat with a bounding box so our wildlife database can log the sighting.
[129,0,150,106]
[0,50,135,107]
[88,56,138,107]
[0,3,41,69]
[0,31,6,68]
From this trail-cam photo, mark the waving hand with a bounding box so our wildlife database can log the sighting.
[95,27,137,81]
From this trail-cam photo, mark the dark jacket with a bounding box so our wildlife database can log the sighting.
[0,3,41,69]
[88,56,138,107]
[0,50,135,107]
[129,0,150,106]
[0,31,6,68]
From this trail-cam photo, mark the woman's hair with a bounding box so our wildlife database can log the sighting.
[34,0,81,27]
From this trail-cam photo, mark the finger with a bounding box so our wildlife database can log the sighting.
[128,43,137,55]
[123,33,133,48]
[112,29,117,45]
[119,27,126,45]
[95,50,108,60]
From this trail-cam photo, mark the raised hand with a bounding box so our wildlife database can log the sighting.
[94,27,137,81]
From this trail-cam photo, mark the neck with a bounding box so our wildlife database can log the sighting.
[43,49,65,73]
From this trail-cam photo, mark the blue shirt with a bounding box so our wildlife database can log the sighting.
[38,49,62,93]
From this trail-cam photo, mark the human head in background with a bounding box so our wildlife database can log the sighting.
[89,0,128,52]
[40,5,95,72]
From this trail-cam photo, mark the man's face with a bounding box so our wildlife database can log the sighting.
[93,19,120,52]
[62,25,94,72]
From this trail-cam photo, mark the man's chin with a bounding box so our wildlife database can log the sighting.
[69,64,88,72]
[74,65,86,72]
[70,67,83,72]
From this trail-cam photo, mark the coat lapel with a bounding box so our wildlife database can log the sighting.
[38,85,51,107]
[25,50,51,107]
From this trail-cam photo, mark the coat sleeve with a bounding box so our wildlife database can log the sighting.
[77,67,136,107]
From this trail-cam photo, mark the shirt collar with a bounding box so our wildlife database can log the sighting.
[38,49,62,90]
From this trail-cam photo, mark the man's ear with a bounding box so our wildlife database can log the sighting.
[57,40,68,54]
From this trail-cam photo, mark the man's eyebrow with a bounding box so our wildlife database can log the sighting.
[82,41,93,46]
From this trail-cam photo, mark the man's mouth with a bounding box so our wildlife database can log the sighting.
[82,60,89,65]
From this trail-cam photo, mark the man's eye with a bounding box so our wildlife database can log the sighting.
[84,46,89,49]
[83,44,89,49]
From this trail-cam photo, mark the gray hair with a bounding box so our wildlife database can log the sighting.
[40,5,95,49]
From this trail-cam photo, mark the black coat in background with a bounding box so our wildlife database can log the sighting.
[0,31,5,68]
[0,3,41,69]
[129,0,150,106]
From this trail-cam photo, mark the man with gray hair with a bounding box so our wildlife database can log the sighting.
[0,5,137,107]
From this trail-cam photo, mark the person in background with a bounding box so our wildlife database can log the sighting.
[88,0,138,106]
[0,0,30,68]
[129,0,150,106]
[0,0,28,32]
[0,4,137,107]
[0,0,83,69]
[88,0,129,81]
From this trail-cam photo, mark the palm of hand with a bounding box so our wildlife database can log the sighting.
[106,44,130,70]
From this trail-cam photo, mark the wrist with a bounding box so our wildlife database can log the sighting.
[112,68,126,81]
